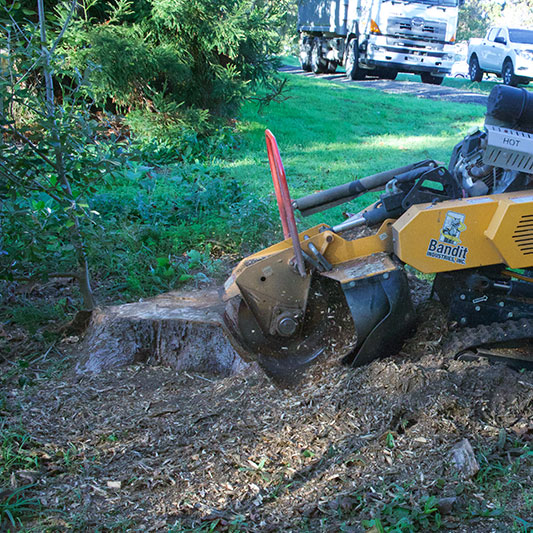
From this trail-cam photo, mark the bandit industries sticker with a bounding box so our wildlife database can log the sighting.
[426,211,468,264]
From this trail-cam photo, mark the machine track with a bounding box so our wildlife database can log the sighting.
[442,318,533,369]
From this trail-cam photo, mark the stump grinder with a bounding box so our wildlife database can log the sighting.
[222,85,533,385]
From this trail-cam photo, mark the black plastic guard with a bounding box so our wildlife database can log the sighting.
[342,268,416,368]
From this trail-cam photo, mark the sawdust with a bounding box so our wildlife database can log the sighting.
[1,295,532,532]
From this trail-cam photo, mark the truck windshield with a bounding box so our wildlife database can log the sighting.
[508,29,533,44]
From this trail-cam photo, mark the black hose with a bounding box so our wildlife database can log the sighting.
[486,85,533,128]
[294,159,435,217]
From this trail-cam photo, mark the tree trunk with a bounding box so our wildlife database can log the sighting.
[76,289,250,377]
[37,0,96,311]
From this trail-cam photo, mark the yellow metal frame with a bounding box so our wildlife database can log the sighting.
[224,220,395,299]
[225,190,533,301]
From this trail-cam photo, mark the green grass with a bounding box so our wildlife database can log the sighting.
[2,301,67,334]
[222,71,485,229]
[0,426,39,482]
[0,485,40,531]
[0,425,41,529]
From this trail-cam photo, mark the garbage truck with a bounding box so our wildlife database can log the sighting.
[298,0,463,84]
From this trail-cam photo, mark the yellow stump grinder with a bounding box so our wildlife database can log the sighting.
[222,85,533,385]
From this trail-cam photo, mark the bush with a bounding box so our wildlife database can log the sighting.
[0,0,282,310]
[85,151,276,297]
[60,0,289,121]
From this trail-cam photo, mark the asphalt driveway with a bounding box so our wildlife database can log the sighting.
[280,65,488,106]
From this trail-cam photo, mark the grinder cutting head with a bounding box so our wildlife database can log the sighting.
[222,241,416,386]
[222,87,533,384]
[222,131,419,385]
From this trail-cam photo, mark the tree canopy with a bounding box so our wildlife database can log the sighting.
[458,0,533,41]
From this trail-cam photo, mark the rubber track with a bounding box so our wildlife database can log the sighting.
[442,318,533,358]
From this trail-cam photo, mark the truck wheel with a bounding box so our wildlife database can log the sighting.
[469,56,483,82]
[311,38,327,74]
[345,39,365,81]
[299,36,312,72]
[502,60,518,86]
[420,72,444,85]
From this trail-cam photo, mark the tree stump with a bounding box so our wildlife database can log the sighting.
[76,289,249,376]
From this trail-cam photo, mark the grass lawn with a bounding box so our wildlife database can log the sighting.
[222,70,485,229]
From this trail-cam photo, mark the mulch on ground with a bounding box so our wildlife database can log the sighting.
[1,292,532,532]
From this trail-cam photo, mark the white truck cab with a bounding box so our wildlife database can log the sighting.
[364,0,459,81]
[468,27,533,86]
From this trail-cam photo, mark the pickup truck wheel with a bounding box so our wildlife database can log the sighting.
[420,72,444,85]
[345,39,366,80]
[502,60,518,86]
[469,56,483,82]
[311,38,327,74]
[299,36,312,72]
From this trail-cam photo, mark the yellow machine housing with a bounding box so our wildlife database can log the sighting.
[393,190,533,273]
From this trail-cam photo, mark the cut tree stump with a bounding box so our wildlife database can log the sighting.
[76,289,249,376]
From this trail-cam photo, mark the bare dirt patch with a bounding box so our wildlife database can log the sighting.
[1,294,532,532]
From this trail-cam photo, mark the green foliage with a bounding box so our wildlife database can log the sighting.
[1,1,280,310]
[0,425,39,482]
[456,0,494,41]
[0,484,39,530]
[59,0,289,120]
[457,0,533,41]
[169,514,248,532]
[85,148,275,297]
[3,301,67,333]
[493,0,533,28]
[0,4,130,307]
[0,0,287,314]
[362,485,443,532]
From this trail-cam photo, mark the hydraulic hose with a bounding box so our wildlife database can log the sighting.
[294,159,436,217]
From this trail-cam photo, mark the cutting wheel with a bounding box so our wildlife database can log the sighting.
[223,276,357,386]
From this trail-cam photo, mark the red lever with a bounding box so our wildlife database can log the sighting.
[265,129,306,277]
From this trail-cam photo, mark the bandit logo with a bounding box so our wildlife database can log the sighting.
[439,211,466,244]
[427,211,468,264]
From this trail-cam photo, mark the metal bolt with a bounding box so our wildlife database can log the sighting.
[348,281,356,288]
[460,294,466,300]
[383,273,390,280]
[460,317,467,325]
[475,305,481,312]
[498,301,505,307]
[507,312,514,319]
[277,316,298,336]
[326,235,333,243]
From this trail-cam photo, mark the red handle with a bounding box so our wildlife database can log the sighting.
[265,129,306,277]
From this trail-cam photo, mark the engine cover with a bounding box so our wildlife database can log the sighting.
[483,125,533,173]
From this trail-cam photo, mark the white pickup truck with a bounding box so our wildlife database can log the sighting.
[467,27,533,86]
